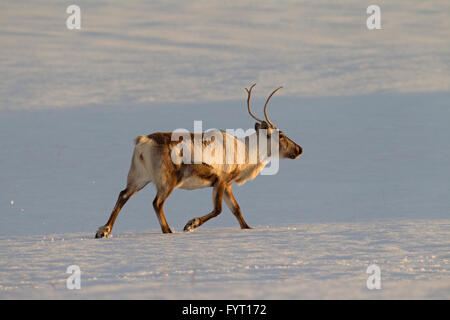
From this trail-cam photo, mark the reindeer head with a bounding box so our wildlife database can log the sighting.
[245,84,303,160]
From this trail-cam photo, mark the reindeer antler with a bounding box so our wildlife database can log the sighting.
[263,86,283,128]
[245,84,264,123]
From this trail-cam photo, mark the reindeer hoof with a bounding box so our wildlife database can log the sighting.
[95,225,111,238]
[183,218,201,232]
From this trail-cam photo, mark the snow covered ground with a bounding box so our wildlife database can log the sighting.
[1,95,449,299]
[1,0,449,299]
[1,220,449,299]
[1,0,449,110]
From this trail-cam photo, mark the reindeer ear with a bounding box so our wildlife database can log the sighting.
[255,121,269,131]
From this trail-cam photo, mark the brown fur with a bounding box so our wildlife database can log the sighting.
[95,85,302,237]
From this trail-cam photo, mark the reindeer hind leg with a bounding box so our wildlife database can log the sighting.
[95,185,141,238]
[96,137,153,238]
[152,183,176,234]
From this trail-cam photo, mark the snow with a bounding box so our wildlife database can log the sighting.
[1,94,449,237]
[1,0,449,299]
[0,221,449,299]
[1,0,449,110]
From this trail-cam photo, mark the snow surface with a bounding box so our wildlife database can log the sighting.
[0,221,449,299]
[1,0,449,110]
[1,96,449,299]
[1,0,449,299]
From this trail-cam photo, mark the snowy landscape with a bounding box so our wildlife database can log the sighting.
[1,220,449,299]
[1,0,449,299]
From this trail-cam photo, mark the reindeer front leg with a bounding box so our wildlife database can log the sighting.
[224,186,251,229]
[183,182,225,232]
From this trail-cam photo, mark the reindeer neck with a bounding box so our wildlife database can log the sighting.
[244,131,271,165]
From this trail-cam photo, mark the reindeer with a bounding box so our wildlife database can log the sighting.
[95,84,302,238]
